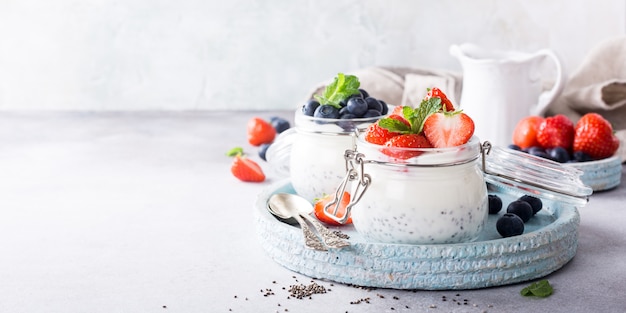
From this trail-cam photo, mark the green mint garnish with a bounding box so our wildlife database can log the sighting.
[377,96,441,134]
[520,280,553,298]
[226,147,244,157]
[314,73,361,109]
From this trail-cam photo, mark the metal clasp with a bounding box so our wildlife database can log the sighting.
[322,149,371,224]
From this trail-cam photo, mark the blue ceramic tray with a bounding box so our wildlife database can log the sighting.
[564,155,622,191]
[255,179,580,290]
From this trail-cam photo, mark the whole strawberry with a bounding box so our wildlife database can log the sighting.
[227,147,266,182]
[536,114,575,150]
[247,117,276,146]
[364,113,410,145]
[573,113,620,160]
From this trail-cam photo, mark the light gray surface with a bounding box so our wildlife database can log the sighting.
[1,111,625,313]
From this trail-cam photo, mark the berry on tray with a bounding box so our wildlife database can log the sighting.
[496,213,525,237]
[506,200,533,223]
[247,117,276,146]
[519,195,543,215]
[313,192,352,226]
[573,113,620,160]
[226,147,266,182]
[488,194,503,214]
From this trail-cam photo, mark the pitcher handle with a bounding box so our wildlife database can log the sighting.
[534,49,567,116]
[265,128,296,177]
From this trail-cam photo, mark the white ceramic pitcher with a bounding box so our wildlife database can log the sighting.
[450,43,566,147]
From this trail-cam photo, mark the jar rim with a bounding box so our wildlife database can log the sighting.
[294,107,393,134]
[355,133,482,167]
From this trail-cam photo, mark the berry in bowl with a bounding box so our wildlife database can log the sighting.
[266,73,391,201]
[510,113,621,191]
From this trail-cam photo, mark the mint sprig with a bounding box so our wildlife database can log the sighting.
[378,97,441,134]
[520,280,553,298]
[314,73,361,109]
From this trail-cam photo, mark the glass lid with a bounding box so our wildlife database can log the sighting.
[480,142,593,207]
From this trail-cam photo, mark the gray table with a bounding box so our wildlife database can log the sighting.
[0,111,624,313]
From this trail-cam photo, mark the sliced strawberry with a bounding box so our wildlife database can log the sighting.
[247,117,276,146]
[424,87,455,112]
[536,114,575,150]
[313,192,352,226]
[227,147,265,182]
[423,111,475,148]
[364,115,411,145]
[382,133,433,159]
[573,113,620,159]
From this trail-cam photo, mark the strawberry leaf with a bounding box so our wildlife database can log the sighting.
[226,147,244,157]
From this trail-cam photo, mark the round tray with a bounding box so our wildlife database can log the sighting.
[564,155,622,191]
[255,179,580,290]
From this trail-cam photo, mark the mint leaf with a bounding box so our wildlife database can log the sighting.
[520,280,553,298]
[378,118,412,133]
[408,97,441,134]
[314,73,361,108]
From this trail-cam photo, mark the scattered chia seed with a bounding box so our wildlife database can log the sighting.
[429,304,437,308]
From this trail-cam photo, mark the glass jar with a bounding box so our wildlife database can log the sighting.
[341,135,488,245]
[267,110,383,201]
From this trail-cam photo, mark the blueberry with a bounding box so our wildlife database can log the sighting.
[573,151,593,162]
[496,213,525,237]
[359,88,370,98]
[507,144,522,151]
[338,113,357,131]
[365,97,383,113]
[362,110,382,118]
[303,99,320,116]
[519,195,543,215]
[488,194,503,214]
[258,143,271,161]
[270,116,290,133]
[314,104,340,119]
[548,147,570,163]
[506,200,533,223]
[379,100,389,115]
[527,146,550,159]
[346,97,368,116]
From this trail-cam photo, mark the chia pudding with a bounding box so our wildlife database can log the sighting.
[350,135,488,244]
[289,111,384,201]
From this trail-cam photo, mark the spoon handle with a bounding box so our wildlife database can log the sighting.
[293,214,327,251]
[301,214,350,249]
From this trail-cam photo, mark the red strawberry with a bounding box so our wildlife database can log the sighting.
[382,133,433,159]
[422,111,475,148]
[512,116,544,149]
[573,113,620,159]
[364,115,410,145]
[227,147,265,182]
[424,87,455,112]
[313,192,352,226]
[536,114,575,150]
[247,117,276,146]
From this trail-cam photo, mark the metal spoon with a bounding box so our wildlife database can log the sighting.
[268,193,350,249]
[268,193,327,251]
